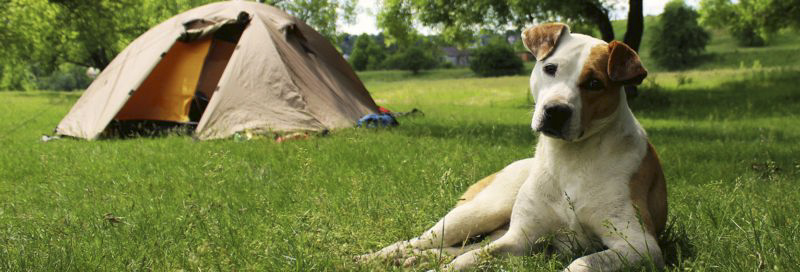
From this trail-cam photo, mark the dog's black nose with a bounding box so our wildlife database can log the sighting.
[538,104,572,138]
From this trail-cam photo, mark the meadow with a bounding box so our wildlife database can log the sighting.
[1,30,800,270]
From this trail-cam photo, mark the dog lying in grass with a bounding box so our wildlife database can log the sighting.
[358,23,667,271]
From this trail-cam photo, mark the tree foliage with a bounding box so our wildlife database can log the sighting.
[0,0,355,91]
[469,40,523,77]
[0,0,59,90]
[383,41,439,74]
[348,34,387,71]
[267,0,357,42]
[377,0,625,47]
[699,0,800,47]
[649,0,710,70]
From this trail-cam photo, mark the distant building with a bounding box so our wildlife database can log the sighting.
[441,47,470,66]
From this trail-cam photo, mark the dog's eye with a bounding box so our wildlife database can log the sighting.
[584,78,604,90]
[543,64,557,76]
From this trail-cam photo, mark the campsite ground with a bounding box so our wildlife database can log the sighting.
[1,29,799,271]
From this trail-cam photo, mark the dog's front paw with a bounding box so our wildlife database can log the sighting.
[354,253,375,264]
[442,251,479,271]
[356,241,405,262]
[563,258,592,272]
[401,248,456,267]
[357,241,420,266]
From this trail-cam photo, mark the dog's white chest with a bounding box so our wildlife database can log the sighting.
[512,135,646,249]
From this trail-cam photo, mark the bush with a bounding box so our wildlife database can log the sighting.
[0,60,36,91]
[699,0,795,47]
[349,34,386,71]
[382,46,438,74]
[35,64,93,91]
[729,23,766,47]
[469,42,523,77]
[649,0,710,70]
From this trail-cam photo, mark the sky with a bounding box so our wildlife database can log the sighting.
[340,0,701,35]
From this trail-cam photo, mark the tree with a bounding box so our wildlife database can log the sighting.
[267,0,357,43]
[376,0,648,48]
[349,34,387,71]
[377,0,647,96]
[699,0,800,46]
[383,46,438,75]
[649,0,710,70]
[0,0,59,90]
[0,0,355,90]
[469,40,523,77]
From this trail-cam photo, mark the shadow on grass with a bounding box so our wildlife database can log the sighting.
[396,122,536,147]
[659,220,696,269]
[699,48,800,71]
[647,124,794,144]
[12,91,81,105]
[632,69,800,120]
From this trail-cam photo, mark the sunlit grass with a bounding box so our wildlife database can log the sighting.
[1,27,800,270]
[1,65,798,270]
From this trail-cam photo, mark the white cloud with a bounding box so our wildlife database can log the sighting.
[641,0,701,16]
[339,0,380,35]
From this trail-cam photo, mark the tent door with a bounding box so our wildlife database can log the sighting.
[188,21,246,123]
[114,39,212,123]
[107,22,245,137]
[189,38,237,122]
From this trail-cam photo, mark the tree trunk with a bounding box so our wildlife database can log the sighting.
[623,0,644,51]
[90,47,110,70]
[584,2,615,42]
[623,0,645,99]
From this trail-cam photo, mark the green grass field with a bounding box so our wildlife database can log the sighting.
[2,29,800,270]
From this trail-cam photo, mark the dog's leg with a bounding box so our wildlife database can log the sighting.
[442,229,536,271]
[400,224,509,266]
[358,159,533,264]
[564,222,663,272]
[357,198,512,262]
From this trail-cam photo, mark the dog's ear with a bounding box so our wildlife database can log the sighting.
[522,23,570,61]
[607,41,648,85]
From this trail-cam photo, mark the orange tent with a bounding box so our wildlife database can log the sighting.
[56,1,378,140]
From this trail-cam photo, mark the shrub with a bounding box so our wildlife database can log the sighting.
[469,42,523,77]
[729,23,766,47]
[349,34,386,71]
[382,46,438,74]
[649,0,710,70]
[698,0,796,47]
[35,64,93,91]
[0,61,35,91]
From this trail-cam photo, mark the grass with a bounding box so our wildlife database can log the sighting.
[1,29,800,270]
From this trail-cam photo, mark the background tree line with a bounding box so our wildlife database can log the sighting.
[374,0,800,73]
[2,0,798,91]
[0,0,356,91]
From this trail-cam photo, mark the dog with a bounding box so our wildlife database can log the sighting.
[358,23,667,271]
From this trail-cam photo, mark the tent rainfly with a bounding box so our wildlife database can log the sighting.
[56,1,378,140]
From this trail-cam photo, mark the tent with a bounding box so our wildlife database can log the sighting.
[56,1,378,140]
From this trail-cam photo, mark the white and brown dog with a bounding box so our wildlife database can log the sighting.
[359,23,667,271]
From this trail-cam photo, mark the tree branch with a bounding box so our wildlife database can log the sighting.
[60,58,92,68]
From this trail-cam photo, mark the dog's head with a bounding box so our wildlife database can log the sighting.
[522,23,647,141]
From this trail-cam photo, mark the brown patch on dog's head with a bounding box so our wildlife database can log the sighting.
[522,23,569,61]
[578,41,647,132]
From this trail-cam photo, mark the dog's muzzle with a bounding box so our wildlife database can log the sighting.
[536,104,572,139]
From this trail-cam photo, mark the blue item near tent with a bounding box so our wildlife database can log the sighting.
[357,114,399,128]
